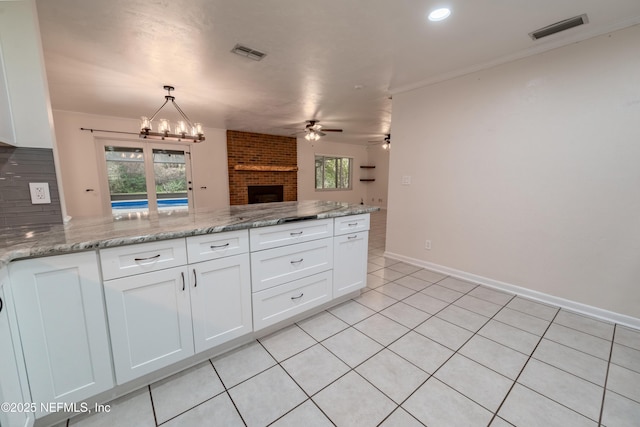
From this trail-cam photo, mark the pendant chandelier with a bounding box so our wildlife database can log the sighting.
[139,85,205,143]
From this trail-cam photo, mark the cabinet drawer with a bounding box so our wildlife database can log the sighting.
[100,239,187,280]
[251,238,333,292]
[250,219,333,251]
[253,271,332,331]
[187,229,249,263]
[334,214,370,236]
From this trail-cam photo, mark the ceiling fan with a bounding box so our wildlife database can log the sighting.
[368,134,391,150]
[291,120,343,141]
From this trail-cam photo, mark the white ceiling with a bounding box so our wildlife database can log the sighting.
[36,0,640,144]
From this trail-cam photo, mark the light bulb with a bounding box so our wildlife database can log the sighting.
[140,116,151,131]
[428,8,451,21]
[158,119,169,133]
[176,121,187,135]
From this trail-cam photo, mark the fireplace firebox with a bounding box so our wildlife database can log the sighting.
[247,185,284,204]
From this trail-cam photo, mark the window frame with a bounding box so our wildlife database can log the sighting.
[95,138,193,216]
[314,154,353,191]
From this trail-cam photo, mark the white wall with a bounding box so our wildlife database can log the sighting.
[365,144,390,208]
[297,137,389,207]
[53,110,229,218]
[388,25,640,321]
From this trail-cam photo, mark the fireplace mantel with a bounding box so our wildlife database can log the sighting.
[234,165,298,172]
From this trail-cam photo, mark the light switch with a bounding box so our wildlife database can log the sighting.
[29,182,51,204]
[401,175,411,185]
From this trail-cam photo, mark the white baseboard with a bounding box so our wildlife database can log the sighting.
[384,251,640,330]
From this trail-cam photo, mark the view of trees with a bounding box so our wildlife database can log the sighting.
[106,149,187,197]
[315,156,351,189]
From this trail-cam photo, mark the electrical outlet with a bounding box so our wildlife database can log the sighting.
[402,175,411,185]
[425,240,432,250]
[29,182,51,204]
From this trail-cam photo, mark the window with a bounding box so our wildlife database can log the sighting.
[98,140,192,216]
[315,155,352,190]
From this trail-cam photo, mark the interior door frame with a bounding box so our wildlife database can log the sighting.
[95,137,193,216]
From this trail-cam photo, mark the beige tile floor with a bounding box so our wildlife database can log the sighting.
[63,210,640,426]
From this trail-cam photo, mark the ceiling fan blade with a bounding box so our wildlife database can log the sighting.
[316,131,327,136]
[321,129,343,132]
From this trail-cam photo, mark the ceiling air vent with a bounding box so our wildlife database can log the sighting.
[529,14,589,40]
[231,44,267,61]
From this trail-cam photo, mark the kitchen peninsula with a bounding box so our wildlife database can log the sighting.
[0,200,378,426]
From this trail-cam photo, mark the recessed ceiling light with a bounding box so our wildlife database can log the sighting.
[428,8,451,22]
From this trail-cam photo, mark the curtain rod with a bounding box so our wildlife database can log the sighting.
[80,127,139,136]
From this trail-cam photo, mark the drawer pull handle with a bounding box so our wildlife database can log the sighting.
[210,243,230,249]
[134,254,161,262]
[290,231,304,236]
[0,297,3,313]
[348,222,358,227]
[291,293,304,300]
[181,272,185,291]
[193,269,197,287]
[290,258,304,264]
[348,235,358,240]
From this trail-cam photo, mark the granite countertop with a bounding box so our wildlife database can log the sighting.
[0,201,379,266]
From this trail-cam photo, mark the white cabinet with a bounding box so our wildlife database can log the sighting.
[190,254,252,353]
[9,252,113,417]
[250,238,333,292]
[104,266,194,385]
[0,270,34,427]
[103,233,252,384]
[334,214,370,236]
[249,220,337,331]
[252,270,333,330]
[333,232,369,298]
[186,229,249,264]
[100,239,188,280]
[0,0,55,148]
[249,219,333,251]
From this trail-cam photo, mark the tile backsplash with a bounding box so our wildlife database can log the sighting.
[0,147,63,226]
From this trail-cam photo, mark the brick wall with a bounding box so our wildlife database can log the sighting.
[227,130,297,205]
[0,147,63,226]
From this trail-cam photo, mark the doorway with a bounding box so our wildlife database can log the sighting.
[97,139,193,217]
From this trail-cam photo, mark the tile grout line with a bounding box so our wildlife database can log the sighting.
[208,359,249,427]
[597,323,617,426]
[254,338,338,426]
[375,283,510,424]
[265,271,467,424]
[486,308,559,425]
[148,384,159,427]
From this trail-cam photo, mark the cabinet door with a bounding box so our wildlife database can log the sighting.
[190,254,252,353]
[333,232,369,298]
[104,266,194,384]
[9,252,113,417]
[0,283,34,427]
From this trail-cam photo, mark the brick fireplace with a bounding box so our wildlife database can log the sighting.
[226,130,298,205]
